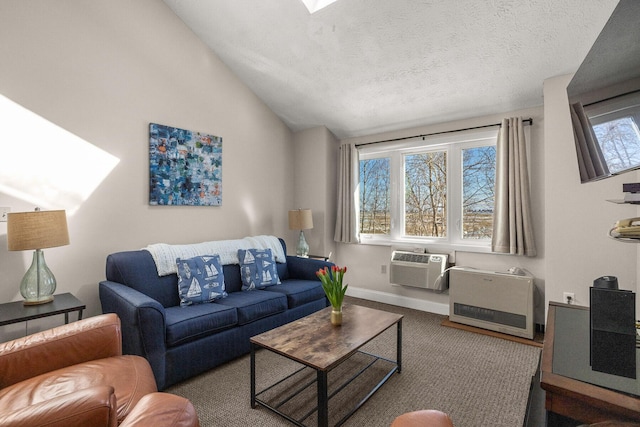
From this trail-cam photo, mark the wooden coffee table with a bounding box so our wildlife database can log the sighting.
[250,304,403,427]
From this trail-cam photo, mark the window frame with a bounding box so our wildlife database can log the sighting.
[358,128,499,253]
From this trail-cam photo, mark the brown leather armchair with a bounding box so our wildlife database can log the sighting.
[391,410,455,427]
[0,313,199,427]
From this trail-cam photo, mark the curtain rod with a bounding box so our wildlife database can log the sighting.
[583,89,640,108]
[355,118,533,148]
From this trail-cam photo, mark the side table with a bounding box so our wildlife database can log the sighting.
[0,293,85,328]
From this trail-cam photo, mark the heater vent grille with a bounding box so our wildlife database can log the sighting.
[448,267,534,339]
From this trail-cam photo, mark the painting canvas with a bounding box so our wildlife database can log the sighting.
[149,123,222,206]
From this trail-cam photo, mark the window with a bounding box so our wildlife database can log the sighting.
[462,145,496,239]
[404,150,447,237]
[359,157,390,234]
[358,129,498,250]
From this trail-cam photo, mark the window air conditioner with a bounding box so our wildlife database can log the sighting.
[448,266,535,339]
[389,251,448,292]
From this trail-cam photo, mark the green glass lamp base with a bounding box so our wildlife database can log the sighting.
[296,230,309,258]
[20,249,57,306]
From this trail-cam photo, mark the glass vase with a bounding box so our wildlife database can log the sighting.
[331,307,342,326]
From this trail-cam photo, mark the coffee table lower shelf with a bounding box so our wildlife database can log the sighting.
[251,348,399,427]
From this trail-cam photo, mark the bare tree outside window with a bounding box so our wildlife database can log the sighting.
[593,117,640,174]
[462,146,496,239]
[357,130,497,246]
[359,157,390,234]
[404,152,447,237]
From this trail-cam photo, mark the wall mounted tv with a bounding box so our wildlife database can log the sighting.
[567,0,640,184]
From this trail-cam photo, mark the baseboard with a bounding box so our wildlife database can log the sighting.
[441,317,544,348]
[345,286,450,316]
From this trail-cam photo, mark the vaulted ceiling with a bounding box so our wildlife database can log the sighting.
[162,0,619,139]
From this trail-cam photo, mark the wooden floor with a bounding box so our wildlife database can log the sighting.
[441,317,544,348]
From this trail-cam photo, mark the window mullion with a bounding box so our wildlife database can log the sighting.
[448,144,462,244]
[390,151,402,240]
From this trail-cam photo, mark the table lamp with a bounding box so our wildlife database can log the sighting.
[7,208,69,305]
[288,209,313,257]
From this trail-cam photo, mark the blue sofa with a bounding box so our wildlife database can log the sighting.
[99,238,332,390]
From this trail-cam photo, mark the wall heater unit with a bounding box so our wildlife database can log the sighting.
[448,267,534,339]
[389,251,448,292]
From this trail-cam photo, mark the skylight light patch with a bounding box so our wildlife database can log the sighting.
[300,0,339,13]
[0,94,120,214]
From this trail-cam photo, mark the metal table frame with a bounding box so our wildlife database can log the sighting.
[251,319,402,427]
[0,292,85,327]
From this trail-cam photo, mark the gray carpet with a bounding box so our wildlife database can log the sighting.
[167,297,541,427]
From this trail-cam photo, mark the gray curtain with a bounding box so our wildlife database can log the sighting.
[334,144,359,243]
[491,117,536,256]
[570,102,609,182]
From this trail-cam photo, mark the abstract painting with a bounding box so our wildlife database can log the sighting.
[149,123,222,206]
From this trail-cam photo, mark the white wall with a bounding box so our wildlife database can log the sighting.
[0,0,297,338]
[543,74,639,318]
[333,106,547,324]
[292,126,339,258]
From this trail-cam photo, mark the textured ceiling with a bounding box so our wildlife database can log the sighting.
[162,0,619,139]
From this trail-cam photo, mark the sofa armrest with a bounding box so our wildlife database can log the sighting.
[0,314,121,389]
[0,385,117,427]
[286,256,335,281]
[99,281,168,389]
[120,393,199,427]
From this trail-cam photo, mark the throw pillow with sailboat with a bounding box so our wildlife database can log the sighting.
[177,255,227,306]
[238,248,281,291]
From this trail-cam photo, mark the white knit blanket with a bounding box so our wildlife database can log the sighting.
[144,235,286,276]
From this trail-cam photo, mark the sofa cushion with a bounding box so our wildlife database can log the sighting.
[276,260,289,281]
[221,264,242,293]
[215,290,287,325]
[238,249,280,290]
[176,255,227,306]
[265,279,327,309]
[165,304,237,347]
